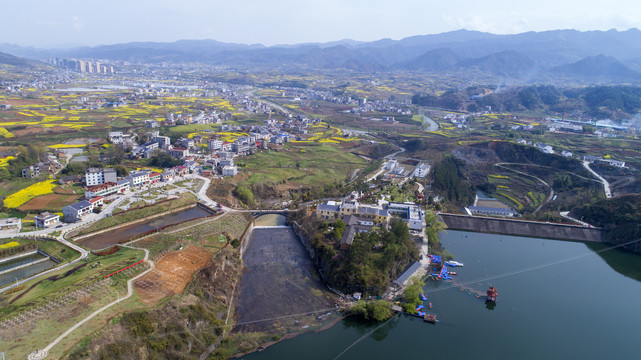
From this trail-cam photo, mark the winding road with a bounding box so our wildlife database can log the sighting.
[582,161,612,198]
[29,245,154,360]
[421,113,439,132]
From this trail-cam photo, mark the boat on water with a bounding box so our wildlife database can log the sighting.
[449,272,457,275]
[486,286,499,302]
[423,314,438,323]
[445,261,464,267]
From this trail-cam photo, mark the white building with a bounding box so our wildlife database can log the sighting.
[153,136,171,147]
[108,131,123,144]
[0,217,21,232]
[208,139,223,152]
[535,143,554,154]
[63,201,94,222]
[584,155,625,168]
[387,202,423,231]
[85,168,117,187]
[22,165,40,178]
[412,163,430,178]
[385,159,398,171]
[222,165,238,177]
[125,172,150,187]
[34,212,61,228]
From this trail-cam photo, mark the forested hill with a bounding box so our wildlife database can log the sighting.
[571,195,641,253]
[412,85,641,119]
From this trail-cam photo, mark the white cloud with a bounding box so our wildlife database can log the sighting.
[72,16,85,32]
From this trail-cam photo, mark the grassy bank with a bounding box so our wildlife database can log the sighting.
[0,237,80,263]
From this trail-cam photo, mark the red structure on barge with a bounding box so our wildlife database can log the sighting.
[486,287,499,302]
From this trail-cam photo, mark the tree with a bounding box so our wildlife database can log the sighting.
[350,300,393,321]
[234,186,254,206]
[149,151,181,168]
[402,276,426,313]
[425,210,446,247]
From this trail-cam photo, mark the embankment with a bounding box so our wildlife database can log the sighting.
[439,213,604,242]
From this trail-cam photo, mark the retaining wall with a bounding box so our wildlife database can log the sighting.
[239,221,255,260]
[439,213,604,242]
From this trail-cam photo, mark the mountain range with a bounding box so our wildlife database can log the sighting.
[4,29,641,82]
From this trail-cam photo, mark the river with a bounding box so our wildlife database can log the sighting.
[241,230,641,360]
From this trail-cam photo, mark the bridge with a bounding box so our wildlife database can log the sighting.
[233,208,300,218]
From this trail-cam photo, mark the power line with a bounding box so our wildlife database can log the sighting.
[424,237,641,295]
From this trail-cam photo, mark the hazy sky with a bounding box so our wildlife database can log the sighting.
[3,0,640,47]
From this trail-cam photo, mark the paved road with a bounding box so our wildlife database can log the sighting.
[0,175,216,294]
[421,114,439,132]
[30,245,154,359]
[559,211,595,227]
[366,160,388,182]
[583,161,612,198]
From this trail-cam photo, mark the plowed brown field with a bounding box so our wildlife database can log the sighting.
[134,245,212,304]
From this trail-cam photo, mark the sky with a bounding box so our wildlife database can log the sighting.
[3,0,641,48]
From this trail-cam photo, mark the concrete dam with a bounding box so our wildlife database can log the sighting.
[438,213,604,242]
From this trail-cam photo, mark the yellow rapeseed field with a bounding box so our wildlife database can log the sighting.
[4,180,58,208]
[0,241,20,250]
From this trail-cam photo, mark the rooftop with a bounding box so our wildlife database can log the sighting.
[394,261,422,286]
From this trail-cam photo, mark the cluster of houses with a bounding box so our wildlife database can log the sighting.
[60,165,189,223]
[316,200,424,249]
[382,160,430,181]
[515,140,626,168]
[108,114,323,179]
[21,153,64,178]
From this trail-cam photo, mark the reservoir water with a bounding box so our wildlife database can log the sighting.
[78,206,211,250]
[241,230,641,360]
[0,254,57,287]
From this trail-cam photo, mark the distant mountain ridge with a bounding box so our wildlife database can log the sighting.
[0,51,34,67]
[4,29,641,82]
[550,55,641,79]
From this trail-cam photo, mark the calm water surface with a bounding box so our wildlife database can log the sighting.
[241,231,641,360]
[79,206,210,249]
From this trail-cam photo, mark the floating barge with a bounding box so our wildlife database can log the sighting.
[486,286,499,302]
[423,313,438,323]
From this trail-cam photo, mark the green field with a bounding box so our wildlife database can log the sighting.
[0,246,146,359]
[0,246,144,312]
[240,144,367,187]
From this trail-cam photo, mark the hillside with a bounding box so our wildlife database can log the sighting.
[5,29,641,82]
[550,55,641,80]
[571,195,641,253]
[0,52,32,67]
[412,84,641,119]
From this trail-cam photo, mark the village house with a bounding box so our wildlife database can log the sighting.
[63,200,94,222]
[0,217,21,232]
[34,212,60,228]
